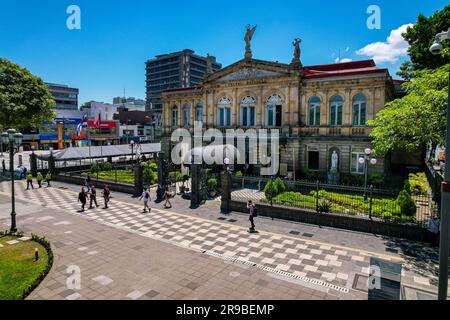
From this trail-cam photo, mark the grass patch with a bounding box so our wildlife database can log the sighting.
[82,170,134,184]
[0,235,49,300]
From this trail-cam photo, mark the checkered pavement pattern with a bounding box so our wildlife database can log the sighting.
[0,180,440,295]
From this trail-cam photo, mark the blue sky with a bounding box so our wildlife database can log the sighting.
[0,0,447,104]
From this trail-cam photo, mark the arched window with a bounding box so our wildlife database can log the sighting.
[353,94,366,126]
[183,103,191,128]
[240,96,256,126]
[217,97,232,127]
[266,94,283,127]
[195,103,203,123]
[308,96,321,126]
[330,96,343,126]
[171,106,179,127]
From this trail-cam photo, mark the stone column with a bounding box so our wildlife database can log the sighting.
[190,163,202,208]
[134,163,143,197]
[258,86,264,126]
[233,88,238,127]
[220,171,231,214]
[344,89,351,126]
[29,153,38,177]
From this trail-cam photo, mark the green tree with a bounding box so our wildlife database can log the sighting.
[397,5,450,80]
[370,64,449,155]
[0,58,55,130]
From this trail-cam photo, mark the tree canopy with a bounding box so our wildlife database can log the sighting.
[370,64,449,155]
[397,5,450,79]
[0,57,55,131]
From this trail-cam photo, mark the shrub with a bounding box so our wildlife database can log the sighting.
[102,162,113,171]
[368,173,385,188]
[264,180,279,199]
[407,172,428,195]
[396,190,417,216]
[90,162,100,173]
[235,171,243,177]
[318,199,331,213]
[274,177,286,194]
[381,212,393,221]
[207,178,218,189]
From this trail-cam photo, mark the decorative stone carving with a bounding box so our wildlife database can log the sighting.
[291,38,302,68]
[244,24,257,61]
[218,68,281,82]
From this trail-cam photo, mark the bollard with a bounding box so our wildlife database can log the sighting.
[35,248,39,261]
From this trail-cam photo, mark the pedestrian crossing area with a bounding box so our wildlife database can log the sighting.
[0,180,439,295]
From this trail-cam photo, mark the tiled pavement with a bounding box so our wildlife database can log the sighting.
[0,180,445,300]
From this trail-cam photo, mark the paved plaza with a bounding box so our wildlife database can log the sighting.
[0,179,447,300]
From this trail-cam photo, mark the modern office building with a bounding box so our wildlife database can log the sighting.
[46,83,79,110]
[113,97,146,112]
[145,49,222,127]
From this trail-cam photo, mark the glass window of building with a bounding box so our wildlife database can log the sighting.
[308,97,321,126]
[240,96,256,127]
[353,94,367,126]
[195,103,203,123]
[183,103,191,128]
[351,152,365,174]
[171,106,179,127]
[330,95,343,126]
[266,94,283,127]
[217,97,232,127]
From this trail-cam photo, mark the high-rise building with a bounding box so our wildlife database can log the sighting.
[46,83,79,110]
[145,49,222,113]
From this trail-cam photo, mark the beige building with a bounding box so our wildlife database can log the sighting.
[160,36,400,179]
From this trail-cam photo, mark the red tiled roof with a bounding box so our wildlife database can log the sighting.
[303,60,389,79]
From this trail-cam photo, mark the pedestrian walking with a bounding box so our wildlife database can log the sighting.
[2,159,6,175]
[427,215,440,247]
[26,173,34,190]
[78,187,88,212]
[45,172,52,187]
[247,200,258,233]
[89,184,99,209]
[36,172,43,188]
[139,187,151,213]
[102,185,111,209]
[163,187,172,209]
[86,175,92,192]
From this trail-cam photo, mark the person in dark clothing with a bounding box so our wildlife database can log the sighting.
[78,187,88,212]
[2,159,6,175]
[247,200,257,232]
[89,184,99,209]
[86,175,92,192]
[102,185,111,209]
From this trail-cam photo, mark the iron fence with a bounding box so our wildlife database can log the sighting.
[231,175,436,228]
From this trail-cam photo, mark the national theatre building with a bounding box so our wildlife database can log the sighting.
[160,26,404,179]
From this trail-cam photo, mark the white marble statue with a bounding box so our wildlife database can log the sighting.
[331,151,339,170]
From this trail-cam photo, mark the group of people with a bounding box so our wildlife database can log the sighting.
[26,171,52,190]
[78,184,110,212]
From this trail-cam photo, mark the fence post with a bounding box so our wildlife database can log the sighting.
[369,185,374,219]
[270,176,274,206]
[316,180,320,213]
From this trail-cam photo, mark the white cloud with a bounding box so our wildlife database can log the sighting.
[335,57,353,63]
[356,24,413,64]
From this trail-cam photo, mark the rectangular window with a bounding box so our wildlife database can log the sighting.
[226,108,231,127]
[308,151,320,171]
[219,109,224,126]
[268,107,274,127]
[351,152,365,174]
[172,110,178,127]
[330,105,336,126]
[337,106,343,126]
[250,107,255,126]
[242,107,248,126]
[276,105,282,127]
[315,106,320,126]
[360,103,366,126]
[353,104,359,126]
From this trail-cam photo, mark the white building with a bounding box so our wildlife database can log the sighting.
[82,101,118,121]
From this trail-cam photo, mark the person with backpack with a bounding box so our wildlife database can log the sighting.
[102,185,111,209]
[89,184,99,209]
[26,173,34,190]
[247,200,258,233]
[45,172,52,187]
[139,187,151,213]
[78,187,88,212]
[36,172,43,188]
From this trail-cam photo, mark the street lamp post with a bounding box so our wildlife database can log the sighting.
[430,27,450,301]
[1,129,23,233]
[358,148,377,200]
[130,140,135,164]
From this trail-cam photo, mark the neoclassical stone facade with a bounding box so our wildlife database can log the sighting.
[161,49,396,178]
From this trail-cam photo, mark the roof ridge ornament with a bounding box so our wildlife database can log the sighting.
[291,38,303,69]
[244,24,257,61]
